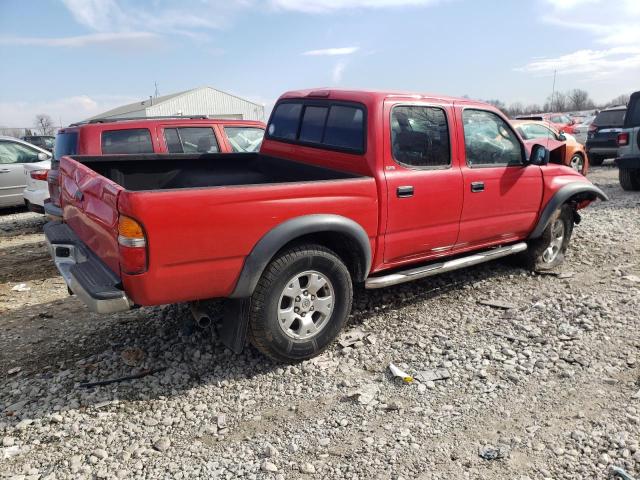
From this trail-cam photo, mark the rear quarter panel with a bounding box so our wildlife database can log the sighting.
[118,177,378,305]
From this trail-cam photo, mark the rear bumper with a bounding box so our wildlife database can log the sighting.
[44,201,63,221]
[44,222,132,314]
[615,155,640,169]
[586,146,618,156]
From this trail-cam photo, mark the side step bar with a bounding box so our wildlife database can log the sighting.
[365,242,527,289]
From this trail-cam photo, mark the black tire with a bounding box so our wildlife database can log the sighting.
[588,154,604,166]
[248,244,352,363]
[523,205,574,271]
[619,168,640,191]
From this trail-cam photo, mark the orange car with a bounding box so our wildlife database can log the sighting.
[512,120,588,175]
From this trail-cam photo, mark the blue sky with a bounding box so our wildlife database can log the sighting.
[1,0,639,127]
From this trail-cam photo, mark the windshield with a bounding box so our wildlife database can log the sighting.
[224,127,264,152]
[594,109,626,127]
[53,132,79,162]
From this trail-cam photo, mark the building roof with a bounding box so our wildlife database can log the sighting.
[87,86,264,120]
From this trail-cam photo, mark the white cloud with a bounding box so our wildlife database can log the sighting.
[518,0,640,78]
[517,46,640,76]
[270,0,441,13]
[331,61,347,83]
[303,46,359,56]
[0,32,157,48]
[0,95,139,128]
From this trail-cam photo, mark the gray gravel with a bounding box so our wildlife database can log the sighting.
[1,165,639,479]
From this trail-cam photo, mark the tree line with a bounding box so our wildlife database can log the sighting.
[484,90,631,119]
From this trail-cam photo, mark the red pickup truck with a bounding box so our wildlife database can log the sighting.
[45,89,606,362]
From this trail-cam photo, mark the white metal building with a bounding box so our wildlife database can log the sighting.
[87,86,265,122]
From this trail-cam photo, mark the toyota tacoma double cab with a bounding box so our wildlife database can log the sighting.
[44,89,607,362]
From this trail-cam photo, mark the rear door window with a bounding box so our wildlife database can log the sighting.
[223,127,264,152]
[391,105,450,168]
[101,129,153,154]
[267,101,365,153]
[163,127,219,153]
[626,95,640,127]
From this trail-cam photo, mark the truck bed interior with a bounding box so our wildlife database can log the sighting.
[69,153,363,191]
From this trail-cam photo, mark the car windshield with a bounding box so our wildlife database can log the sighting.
[224,127,264,152]
[594,109,626,127]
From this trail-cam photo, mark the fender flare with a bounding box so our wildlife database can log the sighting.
[229,214,372,298]
[528,182,608,239]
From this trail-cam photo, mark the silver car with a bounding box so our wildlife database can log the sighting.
[0,136,51,209]
[571,115,595,145]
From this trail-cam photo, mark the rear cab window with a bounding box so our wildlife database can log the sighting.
[102,129,153,154]
[267,100,365,153]
[163,127,219,153]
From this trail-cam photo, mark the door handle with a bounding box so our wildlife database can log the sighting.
[397,185,414,198]
[0,169,10,173]
[471,181,485,193]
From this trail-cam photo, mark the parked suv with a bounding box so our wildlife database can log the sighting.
[22,135,56,152]
[46,117,265,219]
[616,91,640,190]
[586,105,626,166]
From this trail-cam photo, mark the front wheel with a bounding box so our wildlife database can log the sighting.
[619,168,640,191]
[248,244,353,363]
[523,205,574,271]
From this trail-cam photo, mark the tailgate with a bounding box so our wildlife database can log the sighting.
[59,156,123,274]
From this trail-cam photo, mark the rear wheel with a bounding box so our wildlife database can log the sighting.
[569,153,587,175]
[523,205,574,271]
[619,168,640,191]
[248,244,352,363]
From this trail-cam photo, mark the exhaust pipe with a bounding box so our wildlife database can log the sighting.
[190,302,212,329]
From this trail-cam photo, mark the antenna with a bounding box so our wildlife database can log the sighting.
[547,69,557,152]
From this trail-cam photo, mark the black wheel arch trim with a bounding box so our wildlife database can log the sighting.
[230,214,372,298]
[529,182,608,239]
[615,156,640,169]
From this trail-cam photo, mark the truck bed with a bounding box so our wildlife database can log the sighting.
[68,153,361,191]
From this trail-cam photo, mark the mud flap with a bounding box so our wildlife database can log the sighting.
[218,298,251,354]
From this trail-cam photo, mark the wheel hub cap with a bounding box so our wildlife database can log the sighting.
[542,219,565,263]
[277,270,334,340]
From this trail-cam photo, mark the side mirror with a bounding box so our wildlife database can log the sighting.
[529,144,549,166]
[558,133,567,141]
[37,152,50,161]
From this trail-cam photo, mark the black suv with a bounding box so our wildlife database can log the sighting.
[21,135,55,152]
[586,105,626,166]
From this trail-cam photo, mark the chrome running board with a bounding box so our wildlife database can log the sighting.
[365,242,527,289]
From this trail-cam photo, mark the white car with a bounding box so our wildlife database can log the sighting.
[0,136,51,211]
[572,115,595,145]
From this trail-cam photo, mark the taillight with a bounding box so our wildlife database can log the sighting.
[618,132,629,146]
[30,169,48,181]
[118,216,147,274]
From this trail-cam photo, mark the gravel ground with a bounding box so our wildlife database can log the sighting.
[1,165,639,480]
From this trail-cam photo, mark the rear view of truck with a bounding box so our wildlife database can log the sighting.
[616,91,640,190]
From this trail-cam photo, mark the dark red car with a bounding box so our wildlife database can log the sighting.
[46,117,265,219]
[517,113,576,134]
[44,89,606,362]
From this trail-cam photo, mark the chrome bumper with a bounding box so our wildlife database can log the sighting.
[45,223,132,314]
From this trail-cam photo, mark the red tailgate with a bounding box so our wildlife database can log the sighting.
[59,156,123,274]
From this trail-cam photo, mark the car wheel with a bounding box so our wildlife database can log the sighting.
[523,205,574,271]
[588,154,604,166]
[569,153,586,175]
[248,244,352,363]
[619,168,640,191]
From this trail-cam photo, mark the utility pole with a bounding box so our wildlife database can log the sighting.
[551,69,557,112]
[154,81,159,99]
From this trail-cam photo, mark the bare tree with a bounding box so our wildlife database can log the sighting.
[567,89,593,111]
[34,114,55,135]
[485,99,506,111]
[544,92,569,113]
[606,94,630,107]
